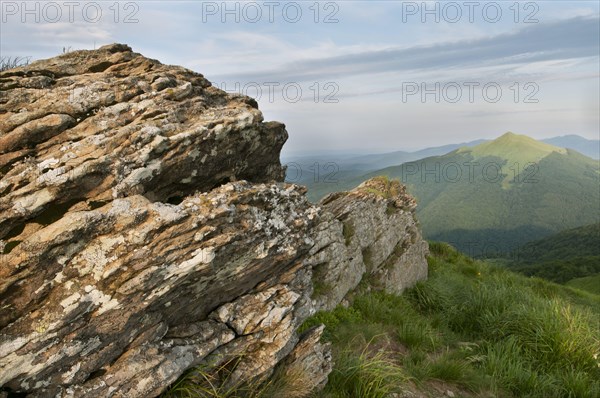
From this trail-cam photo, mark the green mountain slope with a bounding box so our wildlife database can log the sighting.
[567,274,600,295]
[367,133,600,254]
[284,140,487,202]
[512,223,600,263]
[293,134,599,203]
[507,223,600,284]
[469,132,567,171]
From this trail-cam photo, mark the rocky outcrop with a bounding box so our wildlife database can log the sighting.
[308,177,428,311]
[0,43,285,241]
[0,44,428,397]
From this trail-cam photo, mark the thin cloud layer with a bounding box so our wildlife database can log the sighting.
[215,16,600,83]
[1,1,598,152]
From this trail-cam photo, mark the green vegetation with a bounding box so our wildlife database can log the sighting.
[509,257,600,284]
[507,223,600,284]
[467,132,567,185]
[0,56,31,71]
[342,221,355,246]
[381,241,407,270]
[312,279,333,299]
[162,356,315,398]
[312,263,333,299]
[389,134,600,254]
[301,242,600,397]
[358,176,400,199]
[511,223,600,264]
[162,242,600,397]
[566,274,600,295]
[300,133,600,255]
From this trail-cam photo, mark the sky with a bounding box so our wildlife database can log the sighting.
[1,0,599,155]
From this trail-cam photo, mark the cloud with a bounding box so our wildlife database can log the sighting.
[214,16,600,83]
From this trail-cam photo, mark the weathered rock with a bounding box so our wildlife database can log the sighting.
[0,182,318,396]
[308,177,428,311]
[275,325,333,392]
[0,45,428,397]
[0,43,286,241]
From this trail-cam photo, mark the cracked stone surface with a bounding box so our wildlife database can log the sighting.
[0,45,428,397]
[308,178,429,311]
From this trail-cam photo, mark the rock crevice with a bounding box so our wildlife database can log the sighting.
[0,44,428,397]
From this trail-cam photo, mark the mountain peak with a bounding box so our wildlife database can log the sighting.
[496,131,539,144]
[466,133,568,187]
[471,132,566,163]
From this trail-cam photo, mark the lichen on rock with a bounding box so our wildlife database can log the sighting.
[0,44,428,397]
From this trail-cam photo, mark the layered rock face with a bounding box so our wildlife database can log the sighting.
[308,178,428,312]
[0,44,428,397]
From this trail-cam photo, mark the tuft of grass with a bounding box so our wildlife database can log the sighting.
[312,280,333,299]
[359,176,401,199]
[320,337,411,398]
[302,241,600,397]
[381,241,407,270]
[161,355,316,398]
[362,247,374,271]
[0,56,31,71]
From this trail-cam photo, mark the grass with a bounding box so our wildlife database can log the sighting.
[321,341,410,398]
[301,241,600,397]
[0,56,31,71]
[312,263,333,299]
[161,355,316,398]
[358,176,401,199]
[381,241,407,270]
[163,242,600,397]
[312,279,333,299]
[567,273,600,295]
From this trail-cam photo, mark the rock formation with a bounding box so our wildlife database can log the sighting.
[0,44,428,397]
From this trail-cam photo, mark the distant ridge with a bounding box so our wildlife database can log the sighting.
[290,133,599,203]
[356,132,600,254]
[542,135,600,159]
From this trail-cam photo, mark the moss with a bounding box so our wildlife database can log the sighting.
[312,280,333,299]
[358,271,384,291]
[342,221,355,246]
[363,187,388,197]
[386,203,396,215]
[381,240,408,270]
[311,263,332,299]
[362,247,374,271]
